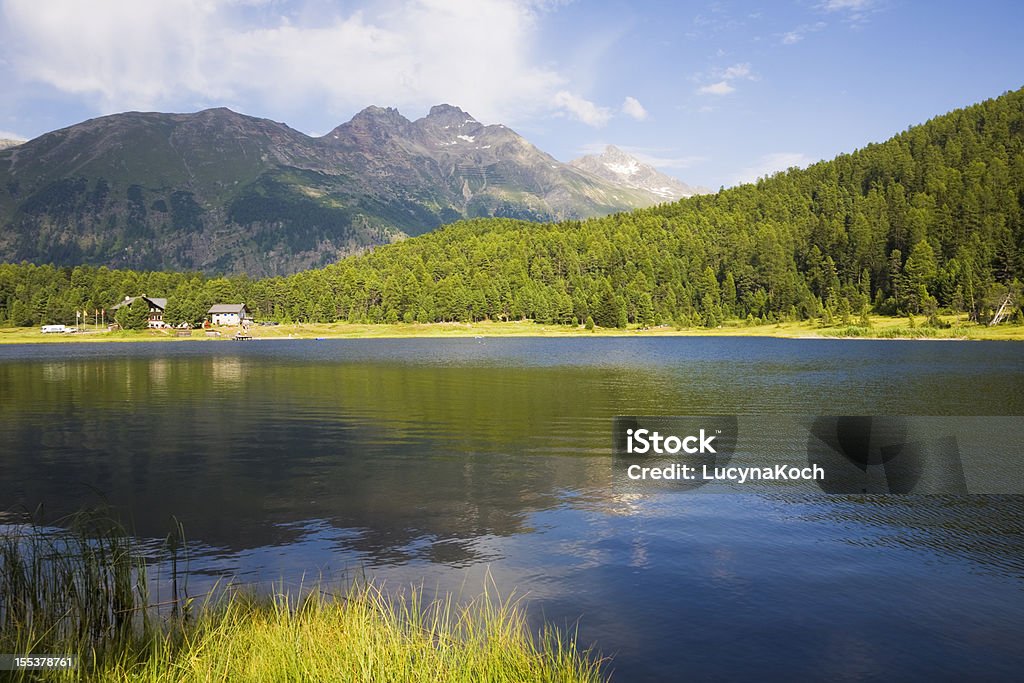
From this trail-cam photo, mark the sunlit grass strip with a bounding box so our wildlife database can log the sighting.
[1,515,605,682]
[3,316,1024,343]
[829,324,971,338]
[102,583,605,683]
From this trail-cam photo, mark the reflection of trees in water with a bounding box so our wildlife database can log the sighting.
[2,346,1022,572]
[41,362,68,382]
[1,358,645,563]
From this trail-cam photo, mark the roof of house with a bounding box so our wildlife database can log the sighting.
[208,303,247,314]
[112,295,167,310]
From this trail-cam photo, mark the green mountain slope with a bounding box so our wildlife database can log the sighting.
[0,105,668,276]
[1,87,1021,328]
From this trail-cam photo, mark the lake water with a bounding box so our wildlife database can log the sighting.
[1,337,1023,680]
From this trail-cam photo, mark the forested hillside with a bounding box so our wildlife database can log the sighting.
[2,87,1022,328]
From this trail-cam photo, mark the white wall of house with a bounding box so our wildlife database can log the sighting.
[211,312,241,326]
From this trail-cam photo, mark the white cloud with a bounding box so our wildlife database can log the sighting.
[0,0,615,128]
[696,62,753,96]
[0,129,27,141]
[781,22,826,45]
[818,0,878,24]
[621,96,648,121]
[821,0,871,10]
[625,150,705,170]
[1,0,217,109]
[720,63,751,80]
[732,152,814,185]
[698,81,735,96]
[553,91,612,127]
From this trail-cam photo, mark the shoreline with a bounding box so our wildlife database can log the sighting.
[2,317,1022,344]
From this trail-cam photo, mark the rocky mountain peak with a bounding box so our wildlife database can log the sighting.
[570,146,708,201]
[601,144,630,158]
[594,145,642,176]
[325,105,411,143]
[426,103,474,122]
[352,105,408,124]
[416,104,480,133]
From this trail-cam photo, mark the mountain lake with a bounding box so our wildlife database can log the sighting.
[1,337,1022,680]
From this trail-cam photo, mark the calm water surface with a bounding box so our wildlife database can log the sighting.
[1,337,1022,680]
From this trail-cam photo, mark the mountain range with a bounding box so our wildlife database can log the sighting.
[0,105,703,276]
[1,86,1020,330]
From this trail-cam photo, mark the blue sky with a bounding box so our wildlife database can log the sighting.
[1,0,1022,188]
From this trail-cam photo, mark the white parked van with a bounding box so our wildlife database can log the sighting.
[40,325,67,334]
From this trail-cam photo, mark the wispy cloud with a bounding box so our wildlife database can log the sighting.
[720,63,752,79]
[621,96,648,121]
[781,21,826,44]
[818,0,879,24]
[732,152,814,185]
[696,62,754,96]
[821,0,872,10]
[553,91,612,127]
[0,0,625,129]
[698,81,735,96]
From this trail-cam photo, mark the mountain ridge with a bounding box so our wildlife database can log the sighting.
[0,105,702,275]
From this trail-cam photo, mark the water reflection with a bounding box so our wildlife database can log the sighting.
[0,338,1022,679]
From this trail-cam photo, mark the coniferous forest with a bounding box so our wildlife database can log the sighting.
[2,87,1022,329]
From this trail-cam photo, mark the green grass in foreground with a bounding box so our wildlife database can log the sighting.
[0,513,604,682]
[2,314,1023,343]
[95,584,602,683]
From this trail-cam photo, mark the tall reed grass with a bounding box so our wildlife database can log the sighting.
[0,510,605,682]
[0,508,161,671]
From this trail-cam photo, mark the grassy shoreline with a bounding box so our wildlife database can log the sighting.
[2,315,1023,344]
[0,514,604,682]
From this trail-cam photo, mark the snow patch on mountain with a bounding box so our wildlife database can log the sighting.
[570,145,708,201]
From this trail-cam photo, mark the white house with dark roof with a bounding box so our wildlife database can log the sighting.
[208,303,251,326]
[112,295,169,328]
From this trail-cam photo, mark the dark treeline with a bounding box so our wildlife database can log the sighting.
[2,88,1023,328]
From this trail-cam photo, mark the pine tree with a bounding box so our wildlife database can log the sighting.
[116,297,149,330]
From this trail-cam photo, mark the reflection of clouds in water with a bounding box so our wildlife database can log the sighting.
[709,546,740,584]
[629,535,649,569]
[604,492,645,517]
[164,521,523,608]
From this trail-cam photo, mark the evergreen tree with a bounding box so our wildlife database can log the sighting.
[115,297,149,330]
